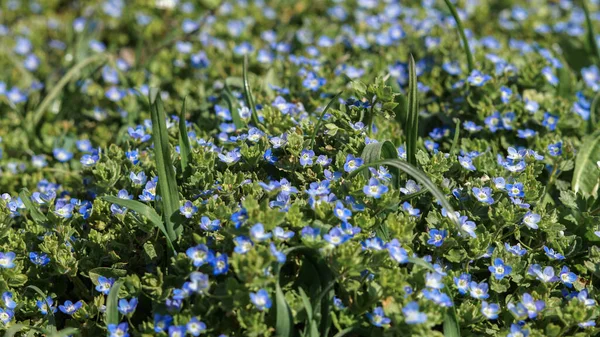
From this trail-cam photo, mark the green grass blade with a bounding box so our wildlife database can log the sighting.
[26,285,56,334]
[102,196,176,254]
[243,55,261,126]
[178,97,192,175]
[298,287,313,321]
[361,140,400,188]
[31,53,108,129]
[19,188,48,224]
[443,0,474,72]
[572,131,600,197]
[224,82,245,129]
[275,275,294,337]
[583,0,600,63]
[150,89,182,240]
[349,158,460,228]
[449,118,461,156]
[309,91,343,149]
[105,279,123,327]
[406,55,419,166]
[588,92,600,134]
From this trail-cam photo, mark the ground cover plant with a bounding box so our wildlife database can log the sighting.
[4,0,600,336]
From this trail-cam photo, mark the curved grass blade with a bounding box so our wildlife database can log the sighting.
[243,55,261,126]
[31,53,108,129]
[178,97,192,175]
[223,82,245,129]
[275,275,294,337]
[583,0,600,63]
[150,89,182,240]
[406,55,419,166]
[19,188,48,224]
[349,159,460,227]
[443,0,474,72]
[572,130,600,197]
[449,118,461,156]
[361,140,400,188]
[588,92,600,134]
[309,91,343,149]
[102,196,176,254]
[105,279,124,327]
[26,285,57,334]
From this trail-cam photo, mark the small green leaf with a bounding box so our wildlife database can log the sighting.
[406,55,419,166]
[309,91,343,149]
[572,131,600,197]
[150,89,182,241]
[178,97,192,175]
[105,279,124,327]
[275,276,294,337]
[443,0,474,72]
[102,196,176,254]
[19,188,48,224]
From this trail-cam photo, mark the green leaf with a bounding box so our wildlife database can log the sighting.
[443,0,474,72]
[150,89,182,241]
[309,91,343,149]
[583,0,600,64]
[105,279,124,327]
[443,307,461,337]
[3,324,26,337]
[588,92,600,134]
[19,188,48,224]
[298,287,313,322]
[449,118,461,156]
[572,131,600,197]
[224,81,245,129]
[406,55,419,166]
[25,285,56,334]
[361,140,400,188]
[50,328,80,337]
[102,196,176,254]
[275,275,294,337]
[178,97,192,176]
[243,55,260,126]
[349,159,460,228]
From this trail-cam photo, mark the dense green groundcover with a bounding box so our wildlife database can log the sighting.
[5,0,600,336]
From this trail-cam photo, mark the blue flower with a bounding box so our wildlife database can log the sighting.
[53,148,73,162]
[521,293,545,319]
[29,251,50,266]
[303,72,326,91]
[467,70,492,86]
[343,154,363,173]
[542,112,559,131]
[548,141,562,156]
[108,322,130,337]
[402,202,420,216]
[481,301,500,320]
[454,273,471,294]
[333,201,352,221]
[299,149,315,166]
[363,178,388,198]
[186,244,214,267]
[250,289,272,311]
[168,325,186,337]
[2,292,16,309]
[118,298,138,315]
[179,201,197,218]
[59,300,83,315]
[472,187,494,204]
[427,229,447,247]
[543,246,565,260]
[507,324,529,337]
[36,297,56,315]
[200,216,221,231]
[559,266,578,287]
[505,243,527,256]
[528,264,559,283]
[469,281,489,299]
[0,308,14,325]
[186,317,207,336]
[184,272,210,294]
[367,306,391,327]
[517,128,537,139]
[211,253,229,275]
[489,258,512,280]
[386,239,408,264]
[273,227,295,240]
[96,276,115,295]
[458,155,476,171]
[154,314,173,333]
[269,243,286,263]
[422,288,453,307]
[522,212,541,229]
[0,252,16,268]
[425,272,444,289]
[361,237,385,251]
[402,302,427,324]
[500,86,512,103]
[250,223,272,241]
[324,227,351,246]
[579,320,596,328]
[218,149,242,164]
[233,236,254,254]
[506,182,525,197]
[301,226,320,240]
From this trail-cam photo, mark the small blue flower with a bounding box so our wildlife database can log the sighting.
[200,216,221,231]
[542,112,559,131]
[154,314,173,333]
[58,300,83,315]
[29,251,50,266]
[488,258,512,280]
[469,281,489,299]
[367,306,391,327]
[2,292,16,309]
[528,264,559,283]
[472,187,494,204]
[522,212,541,229]
[543,246,565,260]
[343,154,363,173]
[108,322,129,337]
[118,298,138,315]
[458,216,477,238]
[402,302,427,324]
[505,243,527,256]
[521,293,545,319]
[233,236,254,254]
[559,266,578,287]
[273,227,295,240]
[548,141,562,156]
[36,297,56,315]
[179,201,197,218]
[269,243,286,263]
[333,201,352,221]
[507,324,529,337]
[249,223,272,241]
[0,308,14,325]
[427,229,447,247]
[184,272,210,294]
[301,226,320,240]
[454,273,471,294]
[517,128,537,139]
[500,86,512,103]
[250,289,272,311]
[481,301,500,320]
[506,182,525,198]
[425,272,445,289]
[186,317,207,337]
[363,178,388,198]
[53,148,73,162]
[299,149,315,166]
[168,325,186,337]
[211,253,229,275]
[218,149,242,164]
[0,252,16,269]
[402,202,420,216]
[386,239,408,264]
[467,70,492,86]
[458,155,476,171]
[323,227,351,246]
[95,276,115,295]
[186,244,214,267]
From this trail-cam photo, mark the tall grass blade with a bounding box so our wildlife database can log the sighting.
[406,55,419,166]
[572,130,600,197]
[443,0,474,72]
[588,92,600,134]
[243,55,261,126]
[105,279,123,327]
[309,91,343,149]
[178,97,192,175]
[583,0,600,63]
[150,89,182,240]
